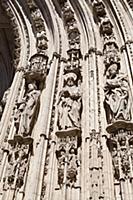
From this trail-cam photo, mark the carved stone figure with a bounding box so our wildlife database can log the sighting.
[14,100,26,132]
[56,148,66,187]
[103,42,120,66]
[104,63,131,124]
[16,145,28,188]
[112,146,119,180]
[120,148,130,176]
[66,147,79,186]
[118,130,127,146]
[93,1,106,23]
[0,87,10,118]
[14,82,40,137]
[100,17,113,36]
[63,4,74,23]
[57,73,82,130]
[93,1,106,17]
[37,31,48,51]
[3,144,29,189]
[6,147,19,185]
[22,82,40,135]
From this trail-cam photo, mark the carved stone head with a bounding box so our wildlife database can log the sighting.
[105,62,120,78]
[64,72,77,86]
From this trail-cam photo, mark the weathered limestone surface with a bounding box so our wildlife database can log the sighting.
[0,0,133,200]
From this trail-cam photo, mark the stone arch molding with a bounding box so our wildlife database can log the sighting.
[0,1,133,200]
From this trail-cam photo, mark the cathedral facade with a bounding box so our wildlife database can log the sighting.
[0,0,133,199]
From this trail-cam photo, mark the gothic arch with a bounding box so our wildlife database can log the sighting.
[0,1,133,200]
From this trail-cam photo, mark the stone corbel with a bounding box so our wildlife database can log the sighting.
[100,17,113,36]
[93,1,106,23]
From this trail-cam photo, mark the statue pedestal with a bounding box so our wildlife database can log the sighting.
[106,120,133,133]
[8,135,33,145]
[55,127,81,138]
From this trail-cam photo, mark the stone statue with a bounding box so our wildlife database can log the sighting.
[5,146,20,186]
[111,146,119,180]
[16,145,28,188]
[0,87,10,118]
[56,148,66,187]
[57,73,82,130]
[24,82,40,134]
[3,144,29,189]
[14,82,40,137]
[104,63,131,124]
[67,147,79,186]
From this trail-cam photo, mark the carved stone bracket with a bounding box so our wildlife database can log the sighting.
[24,53,48,82]
[100,17,113,37]
[93,1,106,23]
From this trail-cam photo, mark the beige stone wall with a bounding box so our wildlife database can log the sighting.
[0,0,133,200]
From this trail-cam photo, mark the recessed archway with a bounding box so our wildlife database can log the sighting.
[0,3,15,99]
